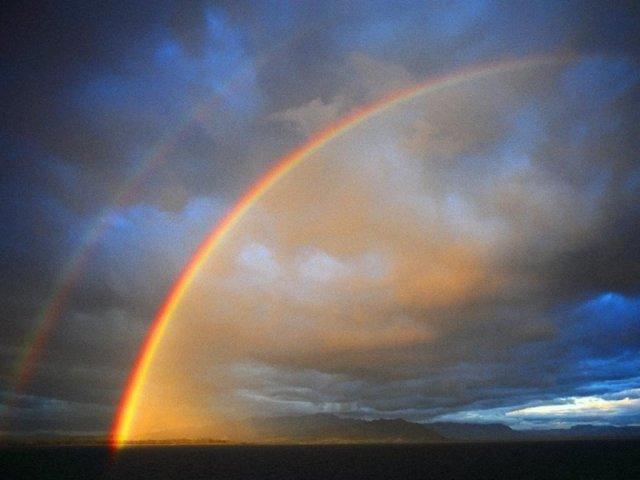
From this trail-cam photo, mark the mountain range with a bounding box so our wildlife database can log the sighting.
[8,414,640,445]
[250,414,640,443]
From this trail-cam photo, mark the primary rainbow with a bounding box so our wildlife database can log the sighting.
[110,55,565,447]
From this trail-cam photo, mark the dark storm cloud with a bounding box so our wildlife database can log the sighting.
[1,0,639,435]
[0,0,251,375]
[536,79,640,298]
[2,0,261,213]
[168,0,211,57]
[1,1,170,201]
[0,139,83,340]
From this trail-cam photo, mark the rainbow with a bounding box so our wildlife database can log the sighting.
[110,55,567,447]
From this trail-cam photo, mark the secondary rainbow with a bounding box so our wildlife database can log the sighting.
[110,55,566,448]
[1,59,259,437]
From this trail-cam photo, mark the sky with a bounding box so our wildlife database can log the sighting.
[1,0,639,439]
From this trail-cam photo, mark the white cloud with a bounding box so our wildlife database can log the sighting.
[296,249,348,283]
[238,242,281,280]
[269,97,345,137]
[507,394,640,418]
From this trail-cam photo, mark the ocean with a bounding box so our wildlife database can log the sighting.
[2,441,639,479]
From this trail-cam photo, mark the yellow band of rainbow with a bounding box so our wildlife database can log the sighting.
[110,55,566,448]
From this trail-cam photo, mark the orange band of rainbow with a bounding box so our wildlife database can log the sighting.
[110,55,565,448]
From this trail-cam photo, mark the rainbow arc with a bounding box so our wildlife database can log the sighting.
[110,55,568,447]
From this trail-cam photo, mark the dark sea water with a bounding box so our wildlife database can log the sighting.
[2,441,640,480]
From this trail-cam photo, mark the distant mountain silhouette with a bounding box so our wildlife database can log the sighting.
[251,415,640,443]
[428,421,640,441]
[5,416,640,445]
[428,422,521,441]
[250,414,444,443]
[532,424,640,440]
